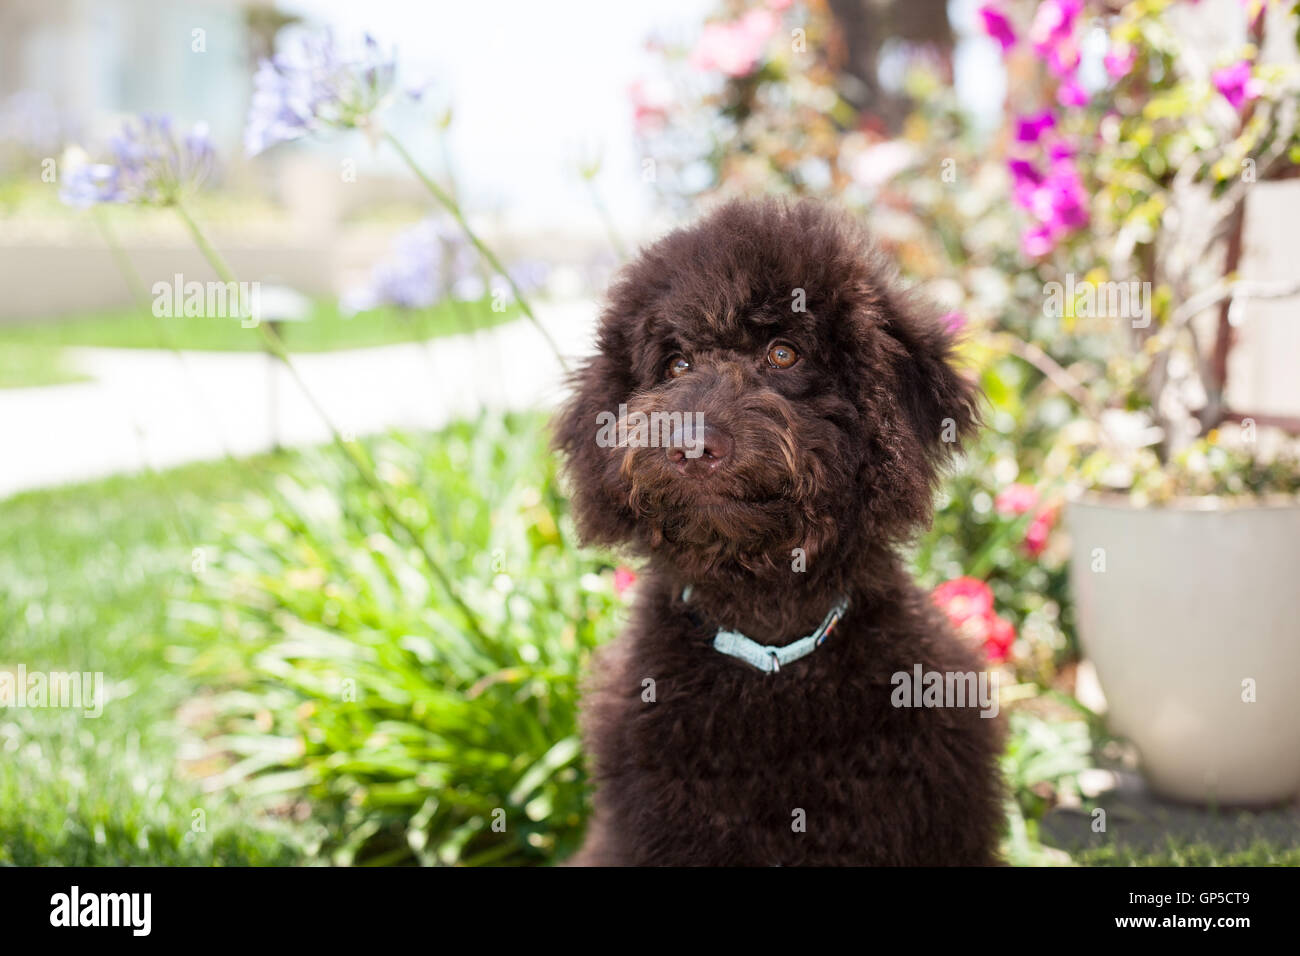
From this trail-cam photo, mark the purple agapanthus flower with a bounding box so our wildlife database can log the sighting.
[344,218,550,314]
[343,218,478,313]
[59,115,214,207]
[112,116,215,203]
[59,163,124,207]
[244,30,398,156]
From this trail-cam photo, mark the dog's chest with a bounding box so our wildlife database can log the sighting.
[613,648,892,864]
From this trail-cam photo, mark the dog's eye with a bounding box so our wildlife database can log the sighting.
[766,343,799,369]
[666,355,691,379]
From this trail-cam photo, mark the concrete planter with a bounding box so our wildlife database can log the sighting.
[1067,496,1300,805]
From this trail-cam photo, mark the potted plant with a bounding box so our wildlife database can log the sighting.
[974,0,1300,804]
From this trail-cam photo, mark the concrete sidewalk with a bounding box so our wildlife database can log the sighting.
[0,301,596,499]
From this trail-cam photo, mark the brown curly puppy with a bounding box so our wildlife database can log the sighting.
[554,199,1004,866]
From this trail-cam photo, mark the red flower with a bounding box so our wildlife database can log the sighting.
[1023,506,1059,557]
[985,616,1015,663]
[932,577,1017,663]
[931,576,994,623]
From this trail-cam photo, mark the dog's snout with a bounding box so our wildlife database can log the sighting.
[668,423,733,475]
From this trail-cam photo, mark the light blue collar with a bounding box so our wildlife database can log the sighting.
[683,586,849,674]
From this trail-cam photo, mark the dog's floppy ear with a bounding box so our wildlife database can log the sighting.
[883,301,981,465]
[551,318,639,547]
[855,287,982,532]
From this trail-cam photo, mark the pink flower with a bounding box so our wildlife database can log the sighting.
[1104,43,1136,79]
[628,77,671,133]
[977,4,1018,53]
[690,9,777,77]
[995,483,1039,517]
[941,310,967,334]
[1020,224,1056,258]
[1014,111,1056,144]
[1024,507,1059,557]
[1047,36,1081,78]
[1030,0,1082,54]
[1056,77,1089,107]
[613,565,638,597]
[1029,0,1082,84]
[1212,60,1262,111]
[1014,155,1089,256]
[1046,140,1075,164]
[1041,166,1089,229]
[1010,157,1047,210]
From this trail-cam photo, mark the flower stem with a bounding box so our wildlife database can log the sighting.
[171,200,490,643]
[383,131,570,372]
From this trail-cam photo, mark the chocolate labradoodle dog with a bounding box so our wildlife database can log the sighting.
[554,199,1004,866]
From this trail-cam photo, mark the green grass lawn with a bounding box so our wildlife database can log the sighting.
[0,297,519,389]
[0,457,311,864]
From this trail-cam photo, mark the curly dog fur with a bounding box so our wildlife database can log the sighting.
[554,199,1004,866]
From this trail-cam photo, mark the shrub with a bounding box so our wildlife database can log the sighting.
[182,414,621,865]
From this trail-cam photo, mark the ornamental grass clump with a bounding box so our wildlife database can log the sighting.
[180,417,621,865]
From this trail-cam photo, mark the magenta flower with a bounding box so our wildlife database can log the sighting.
[1039,165,1089,230]
[1030,0,1082,81]
[977,4,1018,53]
[941,311,967,334]
[1009,157,1044,213]
[1047,140,1075,164]
[1020,224,1056,258]
[1030,0,1082,54]
[1015,111,1056,144]
[1212,60,1262,110]
[1012,153,1088,257]
[1056,77,1089,107]
[1048,37,1082,78]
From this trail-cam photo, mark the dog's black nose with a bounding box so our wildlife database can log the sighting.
[667,423,733,475]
